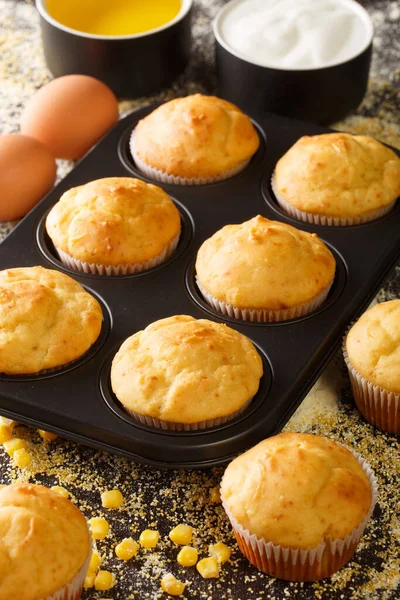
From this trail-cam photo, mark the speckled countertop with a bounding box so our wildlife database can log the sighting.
[0,1,399,599]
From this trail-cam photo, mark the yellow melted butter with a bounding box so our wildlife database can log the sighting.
[46,0,182,36]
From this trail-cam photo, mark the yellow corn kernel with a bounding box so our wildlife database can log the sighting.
[13,448,31,468]
[89,550,102,572]
[101,489,124,509]
[94,570,115,591]
[89,517,109,540]
[209,542,231,564]
[50,486,69,498]
[83,572,96,588]
[0,423,13,444]
[38,429,58,441]
[0,416,16,427]
[3,437,26,457]
[196,557,219,579]
[115,537,139,561]
[169,524,193,545]
[209,487,221,504]
[139,529,160,549]
[177,545,198,567]
[161,573,186,596]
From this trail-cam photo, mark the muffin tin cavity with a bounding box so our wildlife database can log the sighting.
[262,168,400,229]
[185,249,347,327]
[36,200,194,279]
[118,120,267,186]
[99,341,272,436]
[0,289,111,382]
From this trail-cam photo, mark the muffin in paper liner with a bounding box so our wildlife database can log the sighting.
[271,172,396,227]
[343,339,400,434]
[54,232,180,276]
[130,130,250,186]
[124,398,252,431]
[44,542,91,600]
[221,449,378,582]
[196,277,333,323]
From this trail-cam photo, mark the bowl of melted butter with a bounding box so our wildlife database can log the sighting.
[36,0,193,97]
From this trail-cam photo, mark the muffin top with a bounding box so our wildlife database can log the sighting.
[0,483,90,600]
[132,94,260,179]
[220,432,372,549]
[274,133,400,218]
[111,315,263,423]
[0,266,102,374]
[46,177,181,266]
[196,215,336,309]
[346,299,400,393]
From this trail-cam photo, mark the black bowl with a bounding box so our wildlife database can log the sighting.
[213,0,373,125]
[36,0,193,98]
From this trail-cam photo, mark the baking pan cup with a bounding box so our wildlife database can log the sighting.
[196,278,334,323]
[54,232,180,276]
[45,538,91,600]
[343,342,400,434]
[123,398,253,432]
[271,173,396,227]
[130,130,250,185]
[221,449,378,581]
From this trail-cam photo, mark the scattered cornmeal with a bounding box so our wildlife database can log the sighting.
[13,448,31,468]
[101,489,124,509]
[209,486,221,503]
[50,486,69,498]
[3,437,26,456]
[196,557,219,579]
[169,524,193,545]
[209,542,231,564]
[89,517,110,540]
[89,550,102,572]
[115,537,139,560]
[37,429,58,441]
[139,529,160,548]
[94,570,115,591]
[177,545,198,567]
[161,573,186,596]
[0,423,13,443]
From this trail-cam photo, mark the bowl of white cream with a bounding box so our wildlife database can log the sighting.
[213,0,373,123]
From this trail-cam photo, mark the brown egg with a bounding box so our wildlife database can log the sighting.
[20,75,119,160]
[0,134,56,222]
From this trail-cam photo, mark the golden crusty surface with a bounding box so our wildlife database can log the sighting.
[221,433,372,549]
[111,315,263,423]
[195,215,336,309]
[274,133,400,217]
[133,94,260,179]
[0,483,90,600]
[0,266,102,374]
[46,177,181,265]
[346,299,400,393]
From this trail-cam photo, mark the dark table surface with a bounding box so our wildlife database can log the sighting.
[0,1,399,599]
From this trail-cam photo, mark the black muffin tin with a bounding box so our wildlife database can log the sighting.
[0,107,399,468]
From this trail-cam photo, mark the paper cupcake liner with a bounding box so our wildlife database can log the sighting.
[196,278,333,323]
[44,536,91,600]
[221,448,378,582]
[130,130,250,186]
[271,173,396,226]
[124,398,252,431]
[55,232,180,276]
[343,340,400,434]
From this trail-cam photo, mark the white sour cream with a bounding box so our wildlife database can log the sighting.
[215,0,373,70]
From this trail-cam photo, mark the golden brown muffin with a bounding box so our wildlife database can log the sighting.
[344,300,400,433]
[195,215,336,321]
[131,94,260,183]
[0,266,103,374]
[46,177,181,275]
[111,315,263,429]
[220,432,376,581]
[0,483,91,600]
[273,133,400,225]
